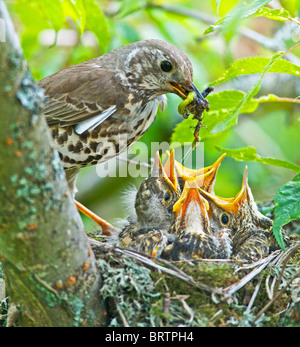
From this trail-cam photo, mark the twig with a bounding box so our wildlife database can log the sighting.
[223,252,279,299]
[265,275,272,300]
[147,3,216,24]
[273,250,291,296]
[118,156,152,168]
[270,242,300,299]
[272,242,300,266]
[113,298,129,327]
[180,297,195,324]
[89,238,222,295]
[33,273,60,299]
[210,309,223,322]
[265,274,277,300]
[245,278,262,314]
[254,269,300,323]
[234,250,281,273]
[6,303,18,327]
[283,42,300,55]
[163,292,170,315]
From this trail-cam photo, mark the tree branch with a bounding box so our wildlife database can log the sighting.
[0,0,105,326]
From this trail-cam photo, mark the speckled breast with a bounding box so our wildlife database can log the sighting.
[51,97,165,170]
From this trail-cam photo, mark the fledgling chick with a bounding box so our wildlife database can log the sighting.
[118,153,229,257]
[199,167,276,262]
[118,151,180,256]
[162,181,232,260]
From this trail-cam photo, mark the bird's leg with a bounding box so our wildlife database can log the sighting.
[74,200,117,236]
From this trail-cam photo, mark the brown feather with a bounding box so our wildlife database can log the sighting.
[37,61,119,127]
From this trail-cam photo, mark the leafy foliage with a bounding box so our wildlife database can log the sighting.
[171,88,300,143]
[204,0,273,35]
[4,0,300,328]
[215,145,300,173]
[251,7,297,22]
[273,174,300,249]
[8,0,300,240]
[13,0,109,57]
[81,0,110,53]
[210,57,300,86]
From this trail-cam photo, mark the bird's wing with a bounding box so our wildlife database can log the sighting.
[37,60,119,133]
[74,105,116,134]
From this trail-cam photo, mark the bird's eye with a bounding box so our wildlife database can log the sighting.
[160,60,173,72]
[220,213,230,225]
[164,192,171,201]
[179,182,184,192]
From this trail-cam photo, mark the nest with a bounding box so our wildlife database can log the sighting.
[90,237,300,327]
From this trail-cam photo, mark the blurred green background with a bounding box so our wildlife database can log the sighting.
[7,0,300,230]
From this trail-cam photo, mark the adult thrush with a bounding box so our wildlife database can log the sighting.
[38,39,209,193]
[38,39,209,230]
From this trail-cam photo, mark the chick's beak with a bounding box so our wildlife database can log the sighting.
[199,166,249,214]
[173,182,209,219]
[163,150,179,194]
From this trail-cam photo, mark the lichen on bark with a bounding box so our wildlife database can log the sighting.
[0,0,105,327]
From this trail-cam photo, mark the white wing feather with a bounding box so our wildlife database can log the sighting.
[74,105,117,134]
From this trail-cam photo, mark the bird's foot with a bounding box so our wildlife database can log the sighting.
[74,200,117,236]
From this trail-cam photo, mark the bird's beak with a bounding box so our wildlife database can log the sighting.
[173,181,213,235]
[163,150,179,193]
[169,81,207,104]
[200,153,226,193]
[199,166,249,214]
[173,181,209,218]
[171,153,226,193]
[151,151,179,194]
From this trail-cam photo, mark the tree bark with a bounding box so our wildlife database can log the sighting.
[0,1,105,326]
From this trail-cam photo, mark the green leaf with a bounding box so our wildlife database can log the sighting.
[235,0,273,16]
[206,90,297,115]
[15,0,65,57]
[273,174,300,250]
[16,0,65,32]
[210,56,300,86]
[171,90,251,144]
[206,90,258,113]
[170,90,298,144]
[81,0,110,53]
[208,51,285,134]
[203,0,272,35]
[215,145,300,173]
[116,0,147,18]
[171,117,197,145]
[39,0,65,32]
[279,0,299,17]
[214,0,239,17]
[62,0,86,35]
[252,7,293,22]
